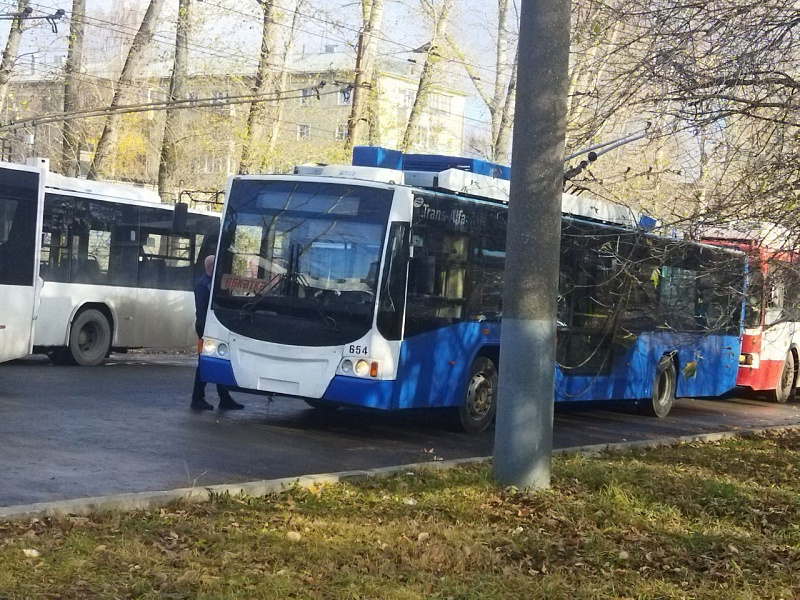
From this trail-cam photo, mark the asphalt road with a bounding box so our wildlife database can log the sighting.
[2,353,800,507]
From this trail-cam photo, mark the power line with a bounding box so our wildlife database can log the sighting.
[2,1,495,136]
[191,0,509,81]
[3,0,511,84]
[0,83,351,133]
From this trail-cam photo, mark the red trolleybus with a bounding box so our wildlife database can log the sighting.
[704,232,800,403]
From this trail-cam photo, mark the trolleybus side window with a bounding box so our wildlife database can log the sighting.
[405,194,471,337]
[466,207,505,321]
[0,173,39,286]
[377,222,410,340]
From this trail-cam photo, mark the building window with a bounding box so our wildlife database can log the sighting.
[334,123,347,141]
[429,93,452,115]
[299,88,314,105]
[338,89,352,105]
[404,89,416,108]
[414,125,430,149]
[297,124,311,141]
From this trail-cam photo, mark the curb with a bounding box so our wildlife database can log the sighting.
[3,422,800,522]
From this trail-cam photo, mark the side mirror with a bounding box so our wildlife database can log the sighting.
[172,202,188,233]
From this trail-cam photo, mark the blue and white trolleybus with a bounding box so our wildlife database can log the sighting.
[200,148,746,432]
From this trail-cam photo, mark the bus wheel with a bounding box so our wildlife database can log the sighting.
[768,353,797,404]
[458,357,498,434]
[641,356,676,418]
[304,399,339,411]
[68,309,111,366]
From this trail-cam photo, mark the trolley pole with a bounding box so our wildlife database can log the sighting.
[493,0,571,489]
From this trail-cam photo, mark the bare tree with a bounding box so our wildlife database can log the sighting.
[345,0,385,153]
[264,0,303,166]
[61,0,86,177]
[157,0,191,202]
[401,0,455,152]
[238,0,277,175]
[446,0,516,162]
[87,0,166,180]
[0,0,32,117]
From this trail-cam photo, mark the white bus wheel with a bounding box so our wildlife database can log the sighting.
[768,353,797,404]
[68,309,112,367]
[640,355,676,418]
[457,357,498,434]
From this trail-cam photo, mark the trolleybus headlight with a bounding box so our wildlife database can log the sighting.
[203,339,217,355]
[341,359,354,374]
[354,359,370,376]
[217,343,229,358]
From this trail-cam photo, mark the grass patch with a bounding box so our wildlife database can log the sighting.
[3,431,800,598]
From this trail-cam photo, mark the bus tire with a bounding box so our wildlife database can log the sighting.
[458,357,498,434]
[68,309,112,367]
[768,352,797,404]
[641,355,676,418]
[304,399,340,411]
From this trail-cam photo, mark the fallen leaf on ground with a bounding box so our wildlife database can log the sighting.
[286,531,302,542]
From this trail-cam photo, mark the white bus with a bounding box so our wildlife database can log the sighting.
[1,159,220,366]
[0,162,45,364]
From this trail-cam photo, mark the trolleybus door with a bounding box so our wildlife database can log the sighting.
[0,163,45,364]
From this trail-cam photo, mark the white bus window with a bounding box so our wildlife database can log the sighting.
[41,195,73,283]
[139,207,195,291]
[70,199,117,285]
[0,172,39,286]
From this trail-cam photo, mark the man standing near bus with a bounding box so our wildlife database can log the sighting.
[191,255,244,411]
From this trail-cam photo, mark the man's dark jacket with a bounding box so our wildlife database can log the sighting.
[194,273,212,338]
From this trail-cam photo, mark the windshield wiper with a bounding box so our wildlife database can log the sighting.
[237,273,288,317]
[297,274,340,332]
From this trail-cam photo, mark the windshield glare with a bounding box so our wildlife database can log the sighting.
[213,179,394,347]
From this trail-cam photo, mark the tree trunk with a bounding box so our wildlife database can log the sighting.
[87,0,166,180]
[401,0,454,152]
[239,0,276,175]
[265,0,302,168]
[61,0,86,177]
[489,0,509,146]
[444,0,514,160]
[345,0,385,153]
[367,62,381,145]
[0,0,32,117]
[157,0,190,202]
[493,49,517,162]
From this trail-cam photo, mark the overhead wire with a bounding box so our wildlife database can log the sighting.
[0,83,351,133]
[1,0,495,144]
[192,0,510,81]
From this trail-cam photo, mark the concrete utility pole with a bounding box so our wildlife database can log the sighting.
[493,0,570,489]
[62,0,86,178]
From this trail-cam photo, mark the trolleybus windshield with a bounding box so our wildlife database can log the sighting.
[213,179,393,347]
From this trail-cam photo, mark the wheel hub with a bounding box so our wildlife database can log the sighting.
[467,374,492,419]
